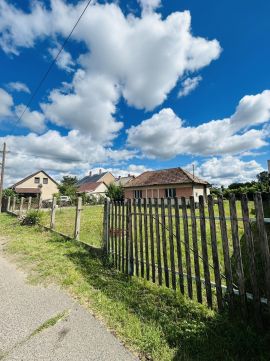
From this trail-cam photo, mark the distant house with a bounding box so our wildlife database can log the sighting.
[123,167,210,202]
[10,170,58,200]
[114,174,135,187]
[76,169,115,196]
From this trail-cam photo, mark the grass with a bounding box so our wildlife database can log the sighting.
[1,213,270,360]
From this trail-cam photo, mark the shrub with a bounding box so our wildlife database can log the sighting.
[21,210,43,226]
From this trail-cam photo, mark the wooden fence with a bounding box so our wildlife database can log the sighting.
[104,193,270,326]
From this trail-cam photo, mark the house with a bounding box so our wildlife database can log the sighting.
[10,170,59,200]
[76,169,115,196]
[123,167,210,202]
[113,174,135,187]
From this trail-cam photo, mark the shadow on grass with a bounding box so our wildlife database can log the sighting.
[49,236,270,361]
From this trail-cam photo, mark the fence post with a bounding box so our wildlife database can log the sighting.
[28,196,32,211]
[38,195,42,210]
[7,196,11,212]
[74,197,82,240]
[19,197,24,216]
[50,197,57,230]
[12,196,16,213]
[127,199,133,276]
[103,198,109,252]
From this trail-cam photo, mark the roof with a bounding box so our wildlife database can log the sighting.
[15,188,41,194]
[77,182,105,193]
[11,170,59,188]
[77,172,108,186]
[124,167,210,188]
[114,176,135,186]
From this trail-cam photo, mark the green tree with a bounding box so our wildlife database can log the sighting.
[58,176,78,197]
[105,183,124,201]
[3,188,16,198]
[257,171,269,185]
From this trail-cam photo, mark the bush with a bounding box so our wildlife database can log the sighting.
[21,210,43,226]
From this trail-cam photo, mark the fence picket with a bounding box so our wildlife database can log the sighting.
[121,201,125,273]
[74,197,82,240]
[241,194,262,326]
[28,196,32,211]
[133,199,139,276]
[174,198,185,294]
[143,198,150,280]
[181,197,193,299]
[254,192,270,311]
[148,198,155,283]
[50,197,57,230]
[111,201,114,262]
[161,198,170,288]
[208,195,223,311]
[189,196,202,303]
[154,198,163,286]
[118,201,121,270]
[114,202,118,268]
[217,195,234,308]
[126,199,133,275]
[229,194,246,316]
[167,198,176,290]
[199,195,212,308]
[138,198,144,278]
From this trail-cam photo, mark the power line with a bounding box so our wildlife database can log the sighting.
[17,0,93,124]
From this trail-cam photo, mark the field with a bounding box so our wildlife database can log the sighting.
[1,213,269,361]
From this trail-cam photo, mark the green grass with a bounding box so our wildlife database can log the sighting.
[1,213,270,361]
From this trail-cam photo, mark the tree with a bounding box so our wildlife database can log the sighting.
[2,188,16,198]
[58,176,78,197]
[257,171,269,185]
[105,183,124,201]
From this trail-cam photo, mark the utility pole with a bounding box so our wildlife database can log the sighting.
[0,142,7,212]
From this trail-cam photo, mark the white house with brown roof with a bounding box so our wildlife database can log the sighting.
[10,170,59,200]
[123,167,210,202]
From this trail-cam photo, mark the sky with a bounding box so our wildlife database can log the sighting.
[0,0,269,187]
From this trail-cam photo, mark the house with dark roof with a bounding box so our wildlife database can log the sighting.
[10,170,59,200]
[76,169,115,196]
[123,167,210,202]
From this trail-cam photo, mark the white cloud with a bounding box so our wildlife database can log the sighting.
[14,105,46,134]
[7,82,30,93]
[89,164,152,178]
[138,0,161,14]
[48,46,75,72]
[0,1,221,142]
[188,156,264,187]
[0,88,13,117]
[178,76,202,97]
[127,90,270,159]
[1,130,136,186]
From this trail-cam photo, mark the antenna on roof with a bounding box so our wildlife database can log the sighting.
[192,163,195,179]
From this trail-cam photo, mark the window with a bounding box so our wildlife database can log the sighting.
[43,178,48,184]
[134,190,142,199]
[34,177,40,184]
[165,188,176,198]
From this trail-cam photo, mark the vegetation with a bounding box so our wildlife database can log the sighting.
[1,213,270,361]
[211,171,270,199]
[58,176,78,199]
[105,183,124,201]
[2,188,16,198]
[21,210,43,226]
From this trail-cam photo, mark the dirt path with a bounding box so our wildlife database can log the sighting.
[0,237,137,361]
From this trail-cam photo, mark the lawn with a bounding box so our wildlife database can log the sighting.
[1,213,270,361]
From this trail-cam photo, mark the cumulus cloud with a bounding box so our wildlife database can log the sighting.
[14,105,46,133]
[7,82,30,93]
[188,156,264,186]
[0,0,221,142]
[1,130,136,186]
[178,76,202,97]
[138,0,161,14]
[48,46,75,72]
[0,88,13,117]
[127,90,270,159]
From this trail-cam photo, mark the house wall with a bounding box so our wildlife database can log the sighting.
[15,171,58,200]
[100,173,115,186]
[124,184,195,199]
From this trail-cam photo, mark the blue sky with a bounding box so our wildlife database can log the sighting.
[0,0,269,186]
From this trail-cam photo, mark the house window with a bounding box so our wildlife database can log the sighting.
[43,178,48,184]
[34,177,40,184]
[165,188,176,198]
[134,190,142,199]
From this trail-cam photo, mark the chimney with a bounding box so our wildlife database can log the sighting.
[89,171,92,176]
[128,173,131,177]
[99,168,102,175]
